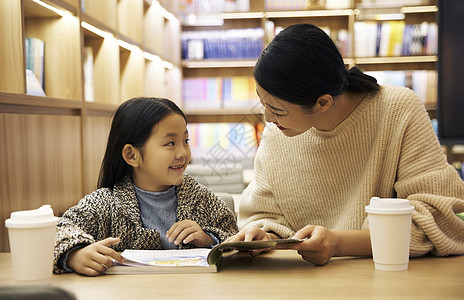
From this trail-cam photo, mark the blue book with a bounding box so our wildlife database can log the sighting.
[401,25,412,56]
[375,23,382,56]
[223,78,232,105]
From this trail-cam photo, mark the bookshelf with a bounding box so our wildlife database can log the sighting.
[0,0,181,252]
[181,0,439,122]
[180,0,442,175]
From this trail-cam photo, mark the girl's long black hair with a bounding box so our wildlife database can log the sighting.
[97,97,186,189]
[254,24,379,110]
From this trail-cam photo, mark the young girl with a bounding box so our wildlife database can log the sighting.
[54,97,238,276]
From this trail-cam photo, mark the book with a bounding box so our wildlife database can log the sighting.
[354,21,437,58]
[181,28,263,60]
[107,248,216,274]
[106,238,303,274]
[365,70,437,104]
[25,69,46,97]
[83,46,94,102]
[25,38,45,92]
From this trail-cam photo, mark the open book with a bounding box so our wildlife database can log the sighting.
[106,238,303,274]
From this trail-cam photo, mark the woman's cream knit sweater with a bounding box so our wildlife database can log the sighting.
[239,85,464,257]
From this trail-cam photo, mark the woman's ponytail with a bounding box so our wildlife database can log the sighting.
[344,66,380,93]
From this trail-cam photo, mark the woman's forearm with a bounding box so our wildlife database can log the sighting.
[333,230,372,256]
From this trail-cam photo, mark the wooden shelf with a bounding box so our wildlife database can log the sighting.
[0,92,81,109]
[220,12,265,19]
[182,60,257,68]
[354,4,438,13]
[182,58,355,68]
[186,110,263,124]
[23,1,82,101]
[401,5,438,13]
[0,92,119,115]
[83,101,118,115]
[266,9,354,18]
[81,13,116,36]
[23,0,77,18]
[355,55,438,64]
[185,108,262,115]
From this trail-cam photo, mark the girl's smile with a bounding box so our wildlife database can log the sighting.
[169,163,186,172]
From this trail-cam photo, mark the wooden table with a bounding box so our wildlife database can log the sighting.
[0,251,463,299]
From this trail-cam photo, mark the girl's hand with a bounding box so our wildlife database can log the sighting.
[166,220,213,247]
[276,225,338,265]
[67,237,124,276]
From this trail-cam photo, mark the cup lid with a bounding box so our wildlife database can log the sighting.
[5,205,59,228]
[365,197,414,215]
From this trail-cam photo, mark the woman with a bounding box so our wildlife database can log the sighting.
[230,24,464,265]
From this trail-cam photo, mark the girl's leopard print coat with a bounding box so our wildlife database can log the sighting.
[53,174,238,273]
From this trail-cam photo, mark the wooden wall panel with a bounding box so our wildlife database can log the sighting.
[0,113,82,252]
[61,0,80,9]
[83,116,112,195]
[144,3,164,55]
[83,0,117,31]
[0,1,25,94]
[165,67,182,108]
[118,0,143,44]
[145,58,165,97]
[86,36,120,105]
[120,50,145,103]
[164,18,181,65]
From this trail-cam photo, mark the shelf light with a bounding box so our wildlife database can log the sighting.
[375,13,405,20]
[163,61,173,70]
[400,5,438,14]
[32,0,72,17]
[143,52,173,69]
[143,52,161,62]
[161,7,176,21]
[117,39,141,53]
[81,22,112,39]
[221,12,265,19]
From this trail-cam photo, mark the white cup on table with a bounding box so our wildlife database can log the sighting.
[365,197,415,271]
[5,205,59,284]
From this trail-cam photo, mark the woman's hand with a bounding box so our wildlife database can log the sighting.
[226,225,271,242]
[166,220,213,247]
[226,225,278,256]
[67,237,124,276]
[284,225,338,265]
[276,225,371,265]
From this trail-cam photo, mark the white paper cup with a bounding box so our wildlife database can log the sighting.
[365,197,414,271]
[5,205,59,284]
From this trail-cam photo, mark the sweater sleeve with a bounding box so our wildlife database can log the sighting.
[199,190,238,243]
[176,175,238,244]
[238,128,295,238]
[393,97,464,257]
[197,186,238,243]
[53,190,113,273]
